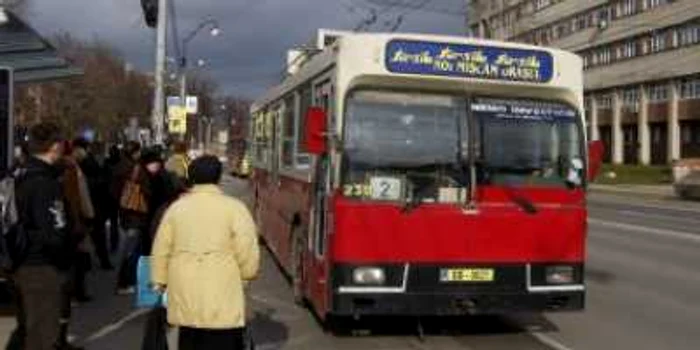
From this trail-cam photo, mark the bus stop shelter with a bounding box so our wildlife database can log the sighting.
[0,9,83,172]
[0,10,82,82]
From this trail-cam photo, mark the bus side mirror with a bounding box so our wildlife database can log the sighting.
[304,107,327,155]
[587,140,604,182]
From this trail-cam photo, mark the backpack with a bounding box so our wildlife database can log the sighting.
[0,173,29,272]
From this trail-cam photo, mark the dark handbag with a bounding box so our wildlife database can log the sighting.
[121,167,148,213]
[141,297,168,350]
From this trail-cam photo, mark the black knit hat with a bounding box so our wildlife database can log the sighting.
[140,148,163,165]
[188,155,222,185]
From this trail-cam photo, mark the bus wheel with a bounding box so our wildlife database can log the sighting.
[291,226,306,306]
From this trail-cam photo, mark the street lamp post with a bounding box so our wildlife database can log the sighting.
[151,0,168,145]
[178,18,220,112]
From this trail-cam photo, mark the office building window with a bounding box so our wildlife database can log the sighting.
[597,7,611,26]
[619,0,637,17]
[573,14,588,31]
[620,41,637,59]
[678,23,700,47]
[644,0,667,9]
[680,78,700,100]
[623,88,640,111]
[650,32,667,52]
[648,84,669,102]
[534,0,552,11]
[598,47,612,64]
[682,126,692,144]
[598,95,613,109]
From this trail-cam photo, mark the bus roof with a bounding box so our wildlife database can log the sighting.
[251,31,582,112]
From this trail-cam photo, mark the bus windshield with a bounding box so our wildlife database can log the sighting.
[342,91,468,203]
[474,98,583,188]
[341,93,583,203]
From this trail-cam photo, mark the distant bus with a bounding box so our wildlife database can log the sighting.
[250,30,602,323]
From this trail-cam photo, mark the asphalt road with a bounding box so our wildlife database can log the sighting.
[2,178,699,349]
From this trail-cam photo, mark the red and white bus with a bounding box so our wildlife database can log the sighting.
[250,30,603,322]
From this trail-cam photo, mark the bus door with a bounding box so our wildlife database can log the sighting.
[307,153,331,315]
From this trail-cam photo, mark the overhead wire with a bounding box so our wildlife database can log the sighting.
[387,0,433,32]
[363,0,467,17]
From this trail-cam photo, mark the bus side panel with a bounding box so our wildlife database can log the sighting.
[254,169,284,260]
[253,168,315,278]
[276,175,313,274]
[252,168,275,247]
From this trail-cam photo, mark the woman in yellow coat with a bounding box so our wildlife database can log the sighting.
[151,155,260,349]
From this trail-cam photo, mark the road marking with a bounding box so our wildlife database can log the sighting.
[591,196,700,214]
[530,332,575,350]
[81,308,150,344]
[589,218,700,244]
[617,209,700,224]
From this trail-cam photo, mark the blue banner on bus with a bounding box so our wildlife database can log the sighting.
[385,39,554,83]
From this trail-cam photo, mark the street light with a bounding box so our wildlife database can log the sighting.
[178,17,221,114]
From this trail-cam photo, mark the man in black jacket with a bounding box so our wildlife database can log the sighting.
[12,122,73,350]
[73,137,113,270]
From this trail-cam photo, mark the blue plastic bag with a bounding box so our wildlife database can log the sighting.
[136,256,168,308]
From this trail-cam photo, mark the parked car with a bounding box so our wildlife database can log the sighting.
[673,159,700,200]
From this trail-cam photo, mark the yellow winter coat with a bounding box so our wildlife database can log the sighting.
[165,153,189,179]
[151,185,260,329]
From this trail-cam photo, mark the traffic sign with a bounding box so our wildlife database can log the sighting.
[168,105,187,134]
[167,96,182,108]
[185,96,198,114]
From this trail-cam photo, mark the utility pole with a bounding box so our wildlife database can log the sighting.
[151,0,168,145]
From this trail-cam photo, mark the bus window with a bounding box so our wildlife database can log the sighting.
[473,97,583,187]
[282,95,295,168]
[314,154,330,257]
[342,90,468,203]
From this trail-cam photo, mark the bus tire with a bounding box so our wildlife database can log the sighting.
[291,226,306,306]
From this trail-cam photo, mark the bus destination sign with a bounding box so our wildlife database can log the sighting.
[385,39,554,83]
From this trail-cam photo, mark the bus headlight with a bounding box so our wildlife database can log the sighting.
[353,267,386,285]
[545,266,575,284]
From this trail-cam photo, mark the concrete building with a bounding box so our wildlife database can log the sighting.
[467,0,700,165]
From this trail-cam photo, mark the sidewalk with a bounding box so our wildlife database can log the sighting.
[590,184,675,199]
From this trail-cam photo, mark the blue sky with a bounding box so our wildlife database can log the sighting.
[21,0,466,98]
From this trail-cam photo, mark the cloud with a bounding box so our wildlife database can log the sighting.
[22,0,465,98]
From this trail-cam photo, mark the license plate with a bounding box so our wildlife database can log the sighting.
[440,268,495,282]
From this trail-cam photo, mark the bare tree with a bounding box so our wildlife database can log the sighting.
[2,0,30,16]
[14,33,229,145]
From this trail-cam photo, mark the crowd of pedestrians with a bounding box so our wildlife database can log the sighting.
[0,123,260,350]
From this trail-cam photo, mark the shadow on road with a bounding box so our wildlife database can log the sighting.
[330,313,559,338]
[248,309,290,349]
[586,267,616,285]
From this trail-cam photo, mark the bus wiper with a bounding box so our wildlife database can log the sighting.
[482,164,539,215]
[505,186,538,215]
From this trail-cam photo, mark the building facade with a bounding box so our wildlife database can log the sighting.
[467,0,700,164]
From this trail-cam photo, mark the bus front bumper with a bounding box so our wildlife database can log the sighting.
[331,290,584,316]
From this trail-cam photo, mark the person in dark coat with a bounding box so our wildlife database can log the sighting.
[138,148,185,255]
[73,138,112,270]
[104,145,122,253]
[115,143,151,295]
[11,122,80,350]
